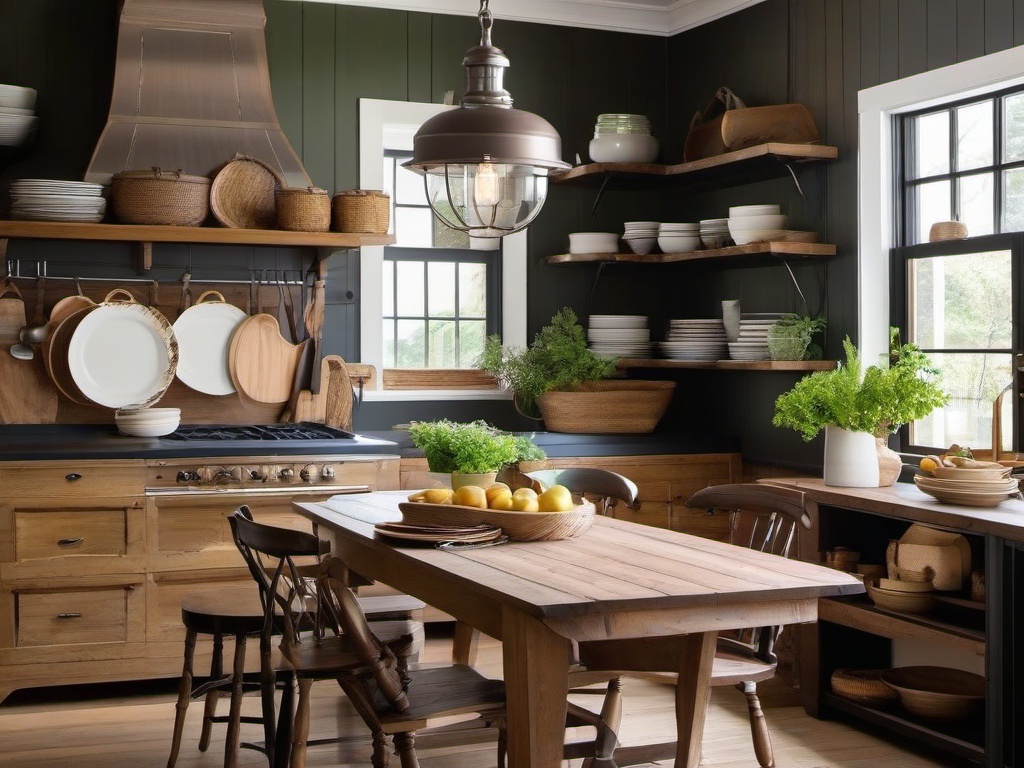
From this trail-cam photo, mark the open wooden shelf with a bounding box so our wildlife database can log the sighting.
[616,358,836,372]
[546,241,836,266]
[554,142,838,189]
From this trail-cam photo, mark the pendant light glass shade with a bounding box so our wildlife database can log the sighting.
[404,0,569,238]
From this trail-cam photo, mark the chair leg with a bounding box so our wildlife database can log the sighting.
[223,634,248,768]
[199,631,225,752]
[739,681,775,768]
[588,677,623,768]
[371,730,391,768]
[167,628,198,768]
[393,731,420,768]
[291,677,314,768]
[496,725,507,768]
[262,657,282,768]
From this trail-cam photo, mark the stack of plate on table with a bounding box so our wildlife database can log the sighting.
[587,314,652,358]
[728,313,785,360]
[699,218,731,249]
[10,179,106,222]
[914,466,1020,507]
[0,84,38,147]
[373,521,504,545]
[114,407,181,437]
[659,319,727,361]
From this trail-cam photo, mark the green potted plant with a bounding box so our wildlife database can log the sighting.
[773,331,949,487]
[408,419,542,488]
[481,308,675,433]
[767,314,827,361]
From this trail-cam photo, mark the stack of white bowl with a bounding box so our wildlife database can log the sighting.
[587,315,653,358]
[568,232,619,254]
[115,407,181,437]
[699,218,731,249]
[657,223,701,254]
[622,221,659,255]
[0,84,37,147]
[10,179,107,223]
[659,319,727,361]
[727,313,786,360]
[728,205,789,245]
[589,113,659,163]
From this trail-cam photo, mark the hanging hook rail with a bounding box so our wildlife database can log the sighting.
[3,259,309,285]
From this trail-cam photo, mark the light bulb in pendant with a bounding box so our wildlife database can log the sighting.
[474,161,501,207]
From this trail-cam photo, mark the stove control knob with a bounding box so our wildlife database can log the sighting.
[249,468,264,481]
[321,465,336,480]
[279,468,295,481]
[299,464,318,483]
[177,470,201,484]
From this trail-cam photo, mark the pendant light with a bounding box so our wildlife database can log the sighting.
[404,0,570,238]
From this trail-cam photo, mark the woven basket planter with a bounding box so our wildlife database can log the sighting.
[536,380,676,434]
[332,189,390,234]
[111,168,210,226]
[277,187,330,232]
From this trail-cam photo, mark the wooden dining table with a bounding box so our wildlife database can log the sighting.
[294,491,862,768]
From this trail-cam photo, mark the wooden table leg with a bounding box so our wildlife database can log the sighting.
[674,631,718,768]
[501,606,571,768]
[452,620,481,666]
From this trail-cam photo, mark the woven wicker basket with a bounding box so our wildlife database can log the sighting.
[831,669,900,704]
[210,154,284,229]
[929,220,968,242]
[536,380,675,434]
[398,499,596,541]
[111,168,210,226]
[277,187,330,232]
[332,189,390,234]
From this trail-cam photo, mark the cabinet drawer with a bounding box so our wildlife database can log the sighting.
[16,509,127,560]
[147,570,256,643]
[1,466,145,498]
[17,587,134,647]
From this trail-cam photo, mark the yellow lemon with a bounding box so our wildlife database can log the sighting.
[485,482,512,505]
[510,487,539,512]
[488,490,514,510]
[453,485,488,509]
[537,484,574,512]
[918,456,938,474]
[421,488,453,505]
[407,489,427,502]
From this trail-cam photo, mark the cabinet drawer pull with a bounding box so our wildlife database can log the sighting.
[57,538,84,546]
[57,613,82,619]
[65,473,82,482]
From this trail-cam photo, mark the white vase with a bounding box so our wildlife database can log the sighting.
[823,425,879,487]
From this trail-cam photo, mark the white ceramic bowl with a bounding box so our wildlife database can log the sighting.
[624,221,660,229]
[729,204,781,217]
[700,234,727,249]
[0,84,37,111]
[569,232,619,254]
[658,235,701,253]
[728,214,789,230]
[589,134,659,163]
[117,420,181,437]
[729,229,788,245]
[622,236,657,255]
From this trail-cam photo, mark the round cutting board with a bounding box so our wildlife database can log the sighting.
[228,313,305,404]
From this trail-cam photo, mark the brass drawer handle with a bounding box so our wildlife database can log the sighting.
[65,473,82,482]
[58,538,84,546]
[57,613,82,619]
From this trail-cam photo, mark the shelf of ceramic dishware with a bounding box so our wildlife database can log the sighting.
[547,241,836,267]
[615,359,837,372]
[553,142,839,189]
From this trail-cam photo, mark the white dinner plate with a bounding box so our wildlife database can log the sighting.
[172,299,247,395]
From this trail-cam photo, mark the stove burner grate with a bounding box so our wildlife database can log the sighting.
[164,423,356,441]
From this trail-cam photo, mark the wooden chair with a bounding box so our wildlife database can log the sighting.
[575,482,811,768]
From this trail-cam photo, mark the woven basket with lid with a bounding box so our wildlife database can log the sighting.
[277,187,330,232]
[332,189,390,234]
[111,168,210,226]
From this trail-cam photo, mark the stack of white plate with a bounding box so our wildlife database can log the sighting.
[658,223,701,254]
[115,407,181,437]
[914,471,1020,508]
[10,179,106,222]
[728,312,786,360]
[659,319,727,361]
[699,218,730,249]
[587,314,653,358]
[728,205,789,246]
[0,84,38,147]
[622,221,659,255]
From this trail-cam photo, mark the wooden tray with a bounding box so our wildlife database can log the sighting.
[398,499,596,541]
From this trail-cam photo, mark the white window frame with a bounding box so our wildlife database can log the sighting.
[358,97,527,401]
[858,45,1024,363]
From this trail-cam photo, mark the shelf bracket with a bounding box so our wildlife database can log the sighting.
[137,241,153,272]
[590,174,616,221]
[782,162,805,198]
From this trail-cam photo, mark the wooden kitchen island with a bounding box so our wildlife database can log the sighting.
[764,478,1024,768]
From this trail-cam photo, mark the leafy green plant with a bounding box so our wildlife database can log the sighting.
[481,307,618,416]
[767,314,827,361]
[408,419,537,474]
[773,331,950,441]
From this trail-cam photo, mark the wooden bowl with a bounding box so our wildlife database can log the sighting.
[398,498,596,541]
[878,578,934,593]
[866,582,935,613]
[880,666,985,720]
[830,668,899,704]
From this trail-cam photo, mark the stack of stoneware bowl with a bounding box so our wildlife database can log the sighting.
[568,232,619,254]
[622,221,659,255]
[728,205,789,245]
[699,218,731,249]
[0,84,38,147]
[587,315,652,358]
[659,319,727,361]
[10,179,106,222]
[114,407,181,437]
[728,312,785,360]
[657,223,701,254]
[588,114,659,163]
[914,463,1019,507]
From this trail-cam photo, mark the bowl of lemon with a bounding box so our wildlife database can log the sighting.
[400,481,596,541]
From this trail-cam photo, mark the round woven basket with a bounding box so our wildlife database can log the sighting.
[111,168,210,226]
[332,189,390,234]
[277,187,330,232]
[831,669,900,704]
[536,380,676,434]
[929,220,968,242]
[398,498,596,541]
[210,155,284,229]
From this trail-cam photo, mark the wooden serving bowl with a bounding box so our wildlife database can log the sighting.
[398,498,596,541]
[866,581,935,613]
[879,666,985,720]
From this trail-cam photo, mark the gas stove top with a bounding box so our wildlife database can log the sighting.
[164,423,356,442]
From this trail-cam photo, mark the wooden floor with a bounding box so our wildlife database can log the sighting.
[0,627,958,768]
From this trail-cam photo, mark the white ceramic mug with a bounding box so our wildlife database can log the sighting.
[721,299,741,342]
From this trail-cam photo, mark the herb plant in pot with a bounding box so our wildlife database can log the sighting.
[408,419,529,488]
[767,314,826,361]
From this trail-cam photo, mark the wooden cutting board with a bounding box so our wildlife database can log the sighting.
[317,355,354,430]
[0,281,58,423]
[228,313,306,404]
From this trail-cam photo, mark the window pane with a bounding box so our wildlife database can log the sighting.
[427,261,456,317]
[909,250,1011,349]
[460,320,486,368]
[382,260,394,317]
[381,157,394,197]
[396,208,434,248]
[914,180,951,243]
[395,260,425,316]
[395,319,426,367]
[459,262,487,317]
[956,101,993,171]
[1003,168,1024,232]
[395,163,428,206]
[428,319,457,367]
[910,352,1012,450]
[1004,93,1024,162]
[913,111,950,178]
[382,319,396,368]
[958,173,994,237]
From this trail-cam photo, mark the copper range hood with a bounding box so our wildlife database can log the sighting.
[85,0,311,187]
